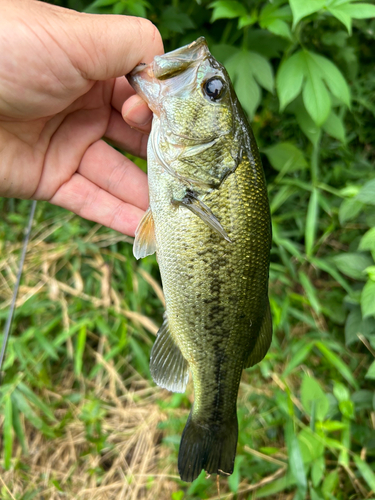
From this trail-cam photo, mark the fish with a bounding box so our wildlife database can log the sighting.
[127,37,272,483]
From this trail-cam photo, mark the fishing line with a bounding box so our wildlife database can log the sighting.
[0,200,37,384]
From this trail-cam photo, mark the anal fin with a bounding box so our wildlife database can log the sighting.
[150,316,189,393]
[133,207,156,260]
[244,298,273,369]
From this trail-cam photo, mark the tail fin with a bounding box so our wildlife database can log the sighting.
[178,411,238,482]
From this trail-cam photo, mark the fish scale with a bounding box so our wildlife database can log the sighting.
[128,37,272,482]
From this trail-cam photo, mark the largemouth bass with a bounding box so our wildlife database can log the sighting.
[127,37,272,482]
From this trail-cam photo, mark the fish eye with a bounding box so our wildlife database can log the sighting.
[203,77,225,101]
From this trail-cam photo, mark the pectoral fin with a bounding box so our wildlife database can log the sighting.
[173,191,232,243]
[244,299,273,368]
[179,138,220,159]
[150,316,189,393]
[133,208,156,260]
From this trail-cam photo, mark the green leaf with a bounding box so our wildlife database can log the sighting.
[327,6,352,33]
[301,374,330,421]
[276,52,305,110]
[305,188,320,257]
[299,271,321,313]
[11,390,54,437]
[356,179,375,205]
[354,455,375,492]
[289,0,326,29]
[312,456,325,487]
[310,52,351,107]
[251,52,274,93]
[129,337,150,376]
[339,198,364,225]
[226,51,274,118]
[333,253,373,280]
[123,0,149,18]
[339,400,355,419]
[367,266,375,280]
[237,71,261,119]
[333,383,350,406]
[11,396,27,454]
[283,342,314,376]
[303,63,331,126]
[365,361,375,379]
[295,102,322,146]
[262,142,308,172]
[278,50,349,125]
[259,4,293,39]
[298,427,325,464]
[321,469,339,499]
[238,13,257,29]
[74,325,87,377]
[209,0,247,22]
[338,416,350,466]
[310,486,325,500]
[345,307,375,346]
[322,110,346,143]
[228,455,245,493]
[359,227,375,251]
[361,280,375,318]
[347,3,375,18]
[318,420,348,432]
[159,6,195,37]
[17,382,56,422]
[171,491,184,500]
[260,2,293,23]
[3,395,13,470]
[328,3,375,34]
[270,185,297,214]
[265,19,292,39]
[285,420,307,494]
[84,0,117,12]
[33,330,58,361]
[315,341,359,389]
[256,471,296,498]
[210,44,239,64]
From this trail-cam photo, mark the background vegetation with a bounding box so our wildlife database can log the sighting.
[1,0,375,498]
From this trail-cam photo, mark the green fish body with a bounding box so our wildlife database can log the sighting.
[128,37,272,482]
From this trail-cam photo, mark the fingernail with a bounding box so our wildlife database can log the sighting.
[124,103,152,127]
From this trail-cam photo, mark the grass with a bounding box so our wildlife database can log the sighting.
[0,199,374,499]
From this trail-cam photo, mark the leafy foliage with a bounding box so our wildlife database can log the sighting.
[1,0,375,498]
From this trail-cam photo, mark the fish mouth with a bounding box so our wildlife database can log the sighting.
[130,36,208,79]
[152,36,209,79]
[126,37,210,109]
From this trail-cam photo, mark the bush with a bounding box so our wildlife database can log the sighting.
[1,1,375,498]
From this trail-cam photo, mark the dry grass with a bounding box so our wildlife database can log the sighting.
[0,371,181,499]
[0,214,183,499]
[0,211,305,499]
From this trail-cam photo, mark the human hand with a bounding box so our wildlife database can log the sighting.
[0,0,163,236]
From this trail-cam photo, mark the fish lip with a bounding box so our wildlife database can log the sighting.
[127,36,209,82]
[126,62,157,112]
[127,62,154,84]
[153,37,209,79]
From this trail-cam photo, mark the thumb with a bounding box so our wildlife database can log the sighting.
[39,2,164,81]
